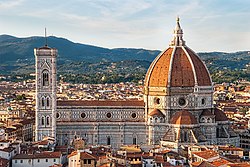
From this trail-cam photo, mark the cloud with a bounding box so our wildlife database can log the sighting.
[0,0,25,9]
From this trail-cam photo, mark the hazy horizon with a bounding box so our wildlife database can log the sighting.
[0,0,249,52]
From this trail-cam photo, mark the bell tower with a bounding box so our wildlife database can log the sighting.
[35,41,57,141]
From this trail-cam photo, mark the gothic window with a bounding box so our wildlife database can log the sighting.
[107,136,111,145]
[46,116,50,126]
[41,98,45,107]
[133,137,137,145]
[42,70,49,86]
[201,98,206,105]
[46,97,50,107]
[216,128,220,138]
[41,116,45,126]
[183,131,188,142]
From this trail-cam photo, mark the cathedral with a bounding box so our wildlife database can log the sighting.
[35,18,239,149]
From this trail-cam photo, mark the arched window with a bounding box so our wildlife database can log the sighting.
[42,70,49,86]
[46,116,50,126]
[216,128,220,138]
[107,136,111,145]
[201,98,206,105]
[183,131,188,142]
[41,116,45,125]
[41,98,45,107]
[46,98,50,107]
[133,137,137,145]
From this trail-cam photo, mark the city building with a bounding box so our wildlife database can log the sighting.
[12,151,62,167]
[35,18,239,149]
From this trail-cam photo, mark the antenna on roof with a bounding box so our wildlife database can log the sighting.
[45,28,48,47]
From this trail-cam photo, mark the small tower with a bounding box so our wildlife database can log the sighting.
[35,36,57,141]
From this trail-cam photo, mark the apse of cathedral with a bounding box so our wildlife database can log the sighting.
[35,18,239,150]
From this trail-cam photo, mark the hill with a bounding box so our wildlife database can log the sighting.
[0,35,249,83]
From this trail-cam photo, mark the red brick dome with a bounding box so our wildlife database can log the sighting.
[144,18,211,88]
[170,110,197,125]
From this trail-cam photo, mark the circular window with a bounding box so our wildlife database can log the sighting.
[178,97,186,106]
[154,97,160,105]
[56,113,60,119]
[106,113,112,118]
[81,113,86,119]
[131,113,136,118]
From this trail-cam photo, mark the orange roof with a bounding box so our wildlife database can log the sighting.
[160,149,171,154]
[57,100,144,107]
[67,151,78,158]
[191,161,215,167]
[154,155,164,163]
[144,45,211,88]
[186,48,211,86]
[191,161,204,167]
[148,108,165,117]
[170,47,195,87]
[214,108,228,121]
[37,140,49,145]
[192,150,218,160]
[13,151,61,159]
[219,146,243,151]
[201,109,214,116]
[80,152,97,160]
[227,162,250,167]
[170,110,197,125]
[145,48,173,87]
[211,158,230,166]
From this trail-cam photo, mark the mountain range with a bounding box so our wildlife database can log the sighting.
[0,34,249,83]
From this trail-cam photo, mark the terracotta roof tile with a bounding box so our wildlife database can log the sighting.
[0,158,9,167]
[148,108,165,117]
[218,146,243,151]
[191,161,215,167]
[192,150,218,160]
[145,48,173,87]
[170,110,197,125]
[154,155,164,163]
[201,109,214,116]
[13,151,61,159]
[211,158,230,166]
[186,48,211,86]
[80,152,97,160]
[214,108,228,121]
[144,46,212,88]
[170,47,195,87]
[227,162,250,167]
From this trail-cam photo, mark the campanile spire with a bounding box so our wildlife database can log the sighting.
[170,17,186,46]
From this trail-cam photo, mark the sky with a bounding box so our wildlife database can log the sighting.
[0,0,249,52]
